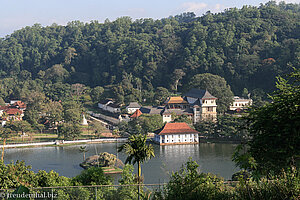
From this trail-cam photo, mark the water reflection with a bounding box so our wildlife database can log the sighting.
[4,143,238,183]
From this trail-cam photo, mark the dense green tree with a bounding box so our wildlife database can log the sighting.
[44,64,69,83]
[72,167,112,185]
[42,100,63,129]
[186,73,234,113]
[118,134,155,180]
[89,121,105,138]
[0,2,298,105]
[234,69,300,175]
[8,121,32,136]
[90,86,104,103]
[0,127,12,162]
[58,122,81,140]
[136,114,164,134]
[154,87,170,105]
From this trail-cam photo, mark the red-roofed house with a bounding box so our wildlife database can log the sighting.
[130,109,142,119]
[154,122,199,145]
[4,108,24,121]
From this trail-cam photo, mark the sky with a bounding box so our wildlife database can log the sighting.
[0,0,299,38]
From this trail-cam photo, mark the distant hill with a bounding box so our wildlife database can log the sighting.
[0,1,299,101]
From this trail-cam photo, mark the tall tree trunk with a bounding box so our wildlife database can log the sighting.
[138,161,141,200]
[138,161,141,178]
[1,138,6,162]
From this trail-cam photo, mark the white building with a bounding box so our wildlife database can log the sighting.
[229,96,253,111]
[98,99,121,113]
[154,122,199,145]
[183,89,218,122]
[126,102,141,114]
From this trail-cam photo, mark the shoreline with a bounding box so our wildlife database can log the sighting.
[2,138,128,149]
[2,137,243,149]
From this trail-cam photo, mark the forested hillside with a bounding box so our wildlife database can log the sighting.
[0,1,299,105]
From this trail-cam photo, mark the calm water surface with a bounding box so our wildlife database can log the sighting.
[4,143,239,183]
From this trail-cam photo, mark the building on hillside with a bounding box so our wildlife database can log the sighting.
[119,114,130,122]
[162,108,193,123]
[229,96,252,111]
[0,101,26,123]
[4,108,24,121]
[98,99,121,113]
[126,102,141,114]
[183,89,218,122]
[139,106,164,115]
[164,96,189,109]
[154,122,199,145]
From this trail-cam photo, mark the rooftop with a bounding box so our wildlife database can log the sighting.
[5,108,23,115]
[184,88,217,99]
[140,106,164,115]
[130,109,143,118]
[126,102,141,108]
[164,96,188,104]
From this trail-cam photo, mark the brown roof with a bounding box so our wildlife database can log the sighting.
[130,109,142,118]
[164,96,188,104]
[5,108,23,115]
[157,122,198,135]
[126,102,141,108]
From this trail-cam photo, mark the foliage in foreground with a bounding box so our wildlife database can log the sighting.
[0,159,299,200]
[233,68,300,176]
[153,159,300,200]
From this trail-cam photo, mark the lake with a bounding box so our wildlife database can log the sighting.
[4,142,239,183]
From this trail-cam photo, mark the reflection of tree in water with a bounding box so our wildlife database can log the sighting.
[198,143,238,158]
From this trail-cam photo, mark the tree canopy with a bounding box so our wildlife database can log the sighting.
[0,2,299,106]
[186,73,234,113]
[233,68,300,175]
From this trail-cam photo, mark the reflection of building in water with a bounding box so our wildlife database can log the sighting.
[160,144,199,161]
[154,123,199,145]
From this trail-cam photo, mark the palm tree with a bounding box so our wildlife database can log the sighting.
[79,146,89,161]
[118,134,155,180]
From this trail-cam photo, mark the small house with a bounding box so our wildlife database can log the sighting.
[98,99,121,113]
[229,96,252,111]
[126,102,141,114]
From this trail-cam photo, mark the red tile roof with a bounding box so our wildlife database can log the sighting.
[130,109,142,118]
[5,108,23,115]
[158,122,198,135]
